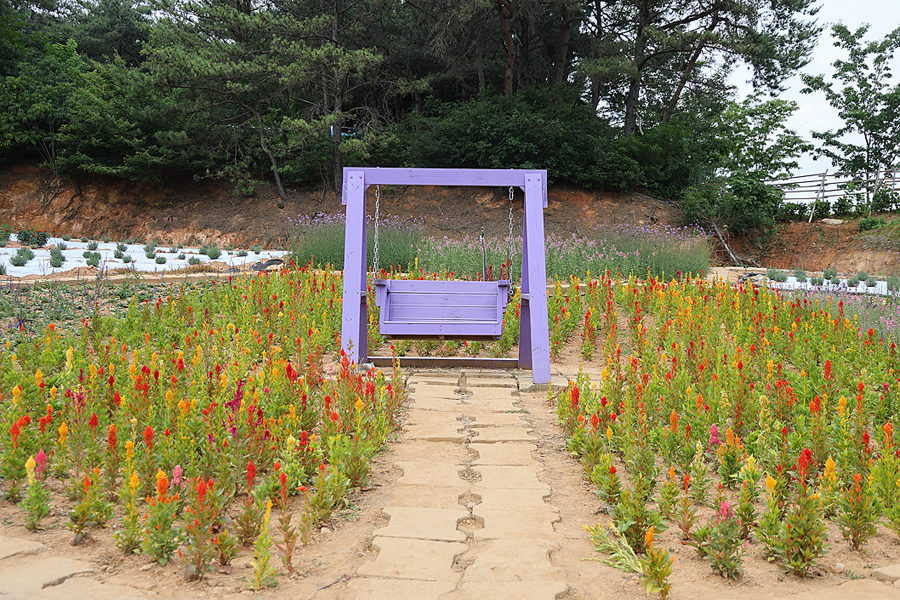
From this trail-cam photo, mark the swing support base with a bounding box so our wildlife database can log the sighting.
[367,356,520,370]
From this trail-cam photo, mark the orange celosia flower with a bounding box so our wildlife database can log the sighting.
[156,470,168,502]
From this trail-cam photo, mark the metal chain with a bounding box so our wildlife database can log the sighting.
[373,185,380,277]
[507,186,515,281]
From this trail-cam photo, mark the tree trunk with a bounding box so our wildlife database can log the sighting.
[255,113,288,206]
[623,3,649,136]
[662,44,703,124]
[663,16,717,123]
[475,37,486,92]
[550,4,572,86]
[495,0,515,96]
[623,74,642,136]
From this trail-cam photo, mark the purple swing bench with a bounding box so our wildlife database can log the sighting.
[340,167,551,386]
[374,279,510,340]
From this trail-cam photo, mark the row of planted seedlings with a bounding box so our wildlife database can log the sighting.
[1,260,407,587]
[555,273,900,599]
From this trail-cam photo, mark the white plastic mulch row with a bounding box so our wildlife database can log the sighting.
[0,235,289,278]
[767,276,893,296]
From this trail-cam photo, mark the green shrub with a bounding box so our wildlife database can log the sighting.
[866,278,878,288]
[859,217,886,232]
[848,276,860,287]
[188,257,201,265]
[87,241,99,251]
[251,244,261,255]
[81,236,89,242]
[49,253,65,268]
[237,250,248,257]
[823,267,837,281]
[83,251,92,258]
[17,228,49,247]
[201,244,221,260]
[86,252,101,267]
[145,251,157,259]
[794,269,807,283]
[0,263,5,275]
[56,242,67,251]
[155,255,166,264]
[766,268,788,283]
[810,276,824,286]
[62,235,71,241]
[857,272,869,282]
[116,243,128,252]
[122,254,132,263]
[177,253,186,260]
[103,235,111,243]
[17,247,35,261]
[887,275,900,292]
[114,250,123,259]
[376,87,646,189]
[683,176,784,235]
[9,254,26,267]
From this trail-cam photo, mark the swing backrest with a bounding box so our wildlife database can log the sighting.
[374,279,510,340]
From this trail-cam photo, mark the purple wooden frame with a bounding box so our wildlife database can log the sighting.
[340,168,551,385]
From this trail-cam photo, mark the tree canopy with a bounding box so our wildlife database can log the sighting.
[0,0,827,204]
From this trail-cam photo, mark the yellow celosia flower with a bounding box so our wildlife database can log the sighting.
[34,369,42,386]
[606,426,613,442]
[265,497,273,526]
[129,470,140,493]
[25,456,36,486]
[765,473,776,494]
[125,440,134,461]
[355,398,364,412]
[58,422,69,445]
[286,434,296,452]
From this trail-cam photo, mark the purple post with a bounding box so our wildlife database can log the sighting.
[524,173,550,383]
[340,171,367,365]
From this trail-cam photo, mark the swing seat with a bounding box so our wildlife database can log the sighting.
[374,279,510,340]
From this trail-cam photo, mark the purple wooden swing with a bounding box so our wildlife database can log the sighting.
[340,168,551,386]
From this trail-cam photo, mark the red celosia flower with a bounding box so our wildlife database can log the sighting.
[10,422,20,448]
[89,413,99,433]
[143,426,154,450]
[610,466,617,475]
[247,460,256,489]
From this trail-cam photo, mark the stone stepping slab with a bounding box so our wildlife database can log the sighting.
[473,465,547,489]
[473,508,562,541]
[475,488,554,512]
[0,536,45,561]
[404,411,467,442]
[388,440,470,464]
[384,484,471,510]
[464,377,517,388]
[374,507,469,542]
[446,580,568,600]
[461,539,564,582]
[472,443,537,465]
[462,410,527,427]
[357,537,467,582]
[394,461,467,487]
[347,577,457,600]
[469,426,534,443]
[0,554,94,596]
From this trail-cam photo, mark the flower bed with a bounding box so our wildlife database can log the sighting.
[0,261,405,585]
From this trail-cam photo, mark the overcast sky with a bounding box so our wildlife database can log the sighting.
[729,1,900,176]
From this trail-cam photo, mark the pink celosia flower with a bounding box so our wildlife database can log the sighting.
[709,424,720,450]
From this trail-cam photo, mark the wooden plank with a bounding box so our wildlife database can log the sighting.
[367,356,520,369]
[385,306,500,321]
